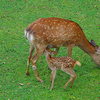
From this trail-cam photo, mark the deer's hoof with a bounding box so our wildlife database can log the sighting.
[26,71,30,75]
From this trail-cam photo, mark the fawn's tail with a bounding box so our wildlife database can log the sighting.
[76,61,81,67]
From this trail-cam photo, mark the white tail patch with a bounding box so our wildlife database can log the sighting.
[30,34,34,43]
[76,61,81,67]
[24,30,34,43]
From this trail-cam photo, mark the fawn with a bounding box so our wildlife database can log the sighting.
[25,17,100,82]
[44,48,81,90]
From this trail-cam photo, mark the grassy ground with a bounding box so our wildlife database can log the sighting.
[0,0,100,100]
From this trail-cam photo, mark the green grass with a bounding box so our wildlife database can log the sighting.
[0,0,100,100]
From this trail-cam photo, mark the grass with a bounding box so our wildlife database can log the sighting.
[0,0,100,100]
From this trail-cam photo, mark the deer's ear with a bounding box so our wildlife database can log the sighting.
[91,39,96,47]
[95,46,100,54]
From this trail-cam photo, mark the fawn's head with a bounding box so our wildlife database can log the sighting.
[44,48,52,56]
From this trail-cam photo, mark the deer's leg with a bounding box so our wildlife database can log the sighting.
[64,69,76,89]
[53,48,59,57]
[26,44,34,75]
[30,44,46,82]
[67,44,75,57]
[50,67,56,90]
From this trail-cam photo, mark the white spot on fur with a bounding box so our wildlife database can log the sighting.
[48,26,50,29]
[64,25,66,28]
[45,27,46,29]
[43,32,45,34]
[51,26,54,29]
[37,44,41,48]
[56,27,58,29]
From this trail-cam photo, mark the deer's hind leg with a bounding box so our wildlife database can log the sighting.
[30,43,47,82]
[26,44,34,75]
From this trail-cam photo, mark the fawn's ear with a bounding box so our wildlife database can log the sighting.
[51,51,56,54]
[91,39,96,47]
[95,46,100,54]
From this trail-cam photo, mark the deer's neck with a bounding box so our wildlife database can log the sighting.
[78,38,95,57]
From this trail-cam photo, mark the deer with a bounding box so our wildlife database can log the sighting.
[24,17,100,82]
[44,48,81,90]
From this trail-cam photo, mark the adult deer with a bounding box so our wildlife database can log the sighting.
[24,18,100,82]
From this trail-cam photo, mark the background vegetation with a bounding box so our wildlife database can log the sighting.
[0,0,100,100]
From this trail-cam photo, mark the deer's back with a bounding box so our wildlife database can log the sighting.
[25,18,85,47]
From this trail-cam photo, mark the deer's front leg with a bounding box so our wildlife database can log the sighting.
[67,44,75,57]
[53,48,59,57]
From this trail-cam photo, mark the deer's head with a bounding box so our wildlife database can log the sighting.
[90,40,100,68]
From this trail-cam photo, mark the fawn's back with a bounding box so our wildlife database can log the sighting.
[47,56,76,69]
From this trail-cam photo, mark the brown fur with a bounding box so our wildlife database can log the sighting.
[25,18,100,83]
[44,48,81,90]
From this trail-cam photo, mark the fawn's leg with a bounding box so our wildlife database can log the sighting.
[70,72,76,88]
[64,69,76,89]
[26,44,34,75]
[50,67,56,90]
[30,44,47,82]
